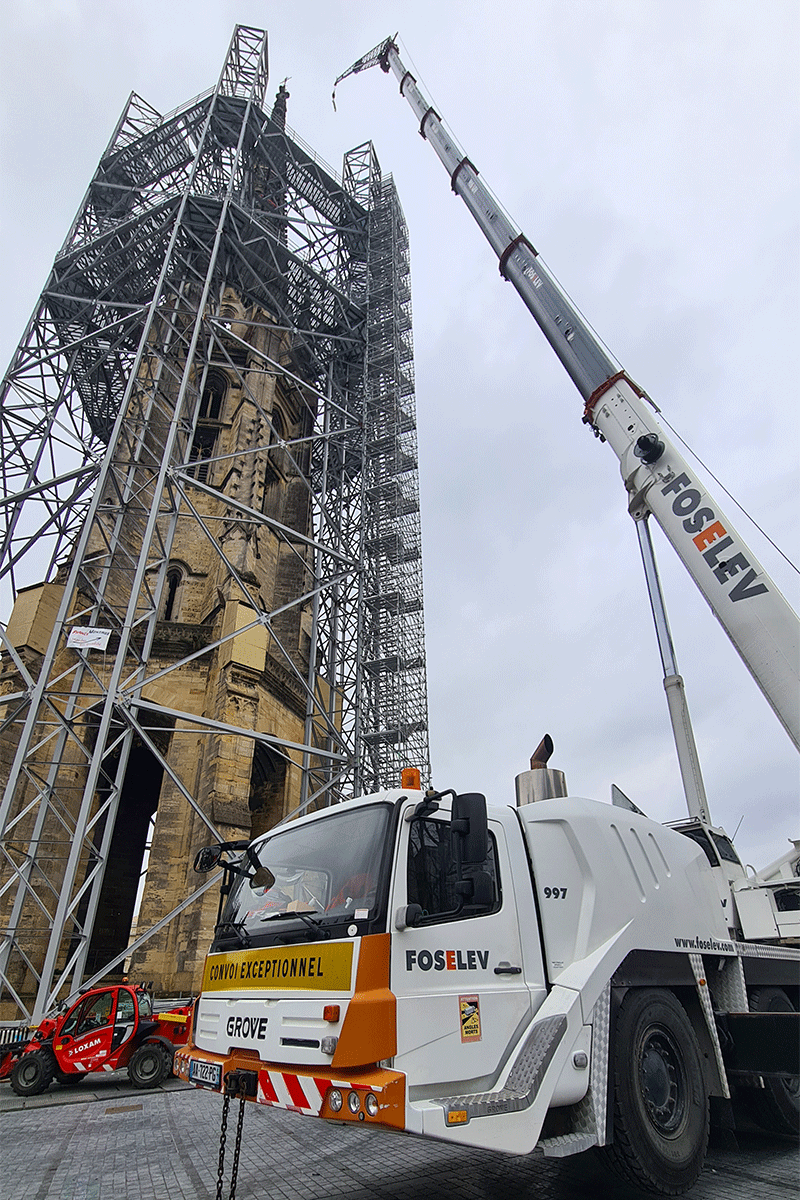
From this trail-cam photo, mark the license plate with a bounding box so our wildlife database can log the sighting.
[189,1058,222,1089]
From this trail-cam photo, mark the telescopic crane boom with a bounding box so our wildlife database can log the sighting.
[335,37,800,756]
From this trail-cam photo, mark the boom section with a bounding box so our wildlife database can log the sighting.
[375,40,799,749]
[596,377,799,749]
[382,41,617,399]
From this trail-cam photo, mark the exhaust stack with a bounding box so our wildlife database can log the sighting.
[515,734,568,805]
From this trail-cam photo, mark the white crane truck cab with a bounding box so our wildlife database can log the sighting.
[177,770,800,1196]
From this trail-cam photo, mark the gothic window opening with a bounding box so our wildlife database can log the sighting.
[248,743,287,841]
[189,426,217,483]
[189,370,227,482]
[163,566,184,621]
[264,404,293,497]
[84,736,167,976]
[200,370,227,420]
[270,406,285,443]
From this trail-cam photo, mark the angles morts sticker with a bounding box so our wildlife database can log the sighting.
[459,994,481,1043]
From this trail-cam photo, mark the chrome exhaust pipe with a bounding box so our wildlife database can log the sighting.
[515,734,568,805]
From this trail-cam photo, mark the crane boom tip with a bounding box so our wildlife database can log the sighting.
[333,34,399,106]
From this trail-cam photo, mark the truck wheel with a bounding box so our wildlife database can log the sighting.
[742,987,799,1136]
[127,1042,170,1089]
[602,989,709,1196]
[10,1049,56,1097]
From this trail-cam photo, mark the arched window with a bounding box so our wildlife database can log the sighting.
[269,407,285,443]
[163,565,184,622]
[262,406,289,517]
[189,370,227,483]
[249,744,287,840]
[188,427,216,483]
[199,370,227,421]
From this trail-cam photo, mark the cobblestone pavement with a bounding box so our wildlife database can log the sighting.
[0,1076,797,1200]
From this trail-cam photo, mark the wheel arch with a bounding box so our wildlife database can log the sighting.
[673,987,727,1099]
[601,981,711,1193]
[608,950,729,1123]
[140,1034,175,1054]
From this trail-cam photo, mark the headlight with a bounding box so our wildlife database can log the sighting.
[328,1088,343,1113]
[347,1090,361,1114]
[365,1093,379,1117]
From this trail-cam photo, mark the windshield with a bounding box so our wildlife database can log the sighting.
[217,803,393,948]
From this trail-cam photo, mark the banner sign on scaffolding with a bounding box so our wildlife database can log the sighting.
[66,626,112,651]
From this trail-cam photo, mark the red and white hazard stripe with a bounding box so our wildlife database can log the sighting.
[256,1069,335,1115]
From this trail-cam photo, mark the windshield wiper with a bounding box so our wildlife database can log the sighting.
[215,919,251,947]
[259,910,331,940]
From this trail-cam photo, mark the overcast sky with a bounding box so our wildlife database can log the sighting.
[1,0,797,871]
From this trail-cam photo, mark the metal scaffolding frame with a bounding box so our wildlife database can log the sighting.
[0,26,430,1023]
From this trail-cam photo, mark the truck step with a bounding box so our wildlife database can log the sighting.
[433,1014,567,1126]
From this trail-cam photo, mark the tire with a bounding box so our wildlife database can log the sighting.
[601,989,709,1196]
[55,1070,87,1087]
[127,1042,170,1089]
[741,987,799,1136]
[10,1048,56,1097]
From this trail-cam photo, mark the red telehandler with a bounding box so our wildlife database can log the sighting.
[0,982,192,1096]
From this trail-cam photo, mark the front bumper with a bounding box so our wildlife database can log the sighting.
[175,1044,406,1129]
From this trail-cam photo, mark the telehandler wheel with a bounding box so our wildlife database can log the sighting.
[741,987,799,1136]
[127,1042,171,1089]
[10,1048,56,1097]
[602,988,708,1196]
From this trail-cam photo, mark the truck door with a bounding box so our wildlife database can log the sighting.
[109,988,138,1058]
[390,807,546,1095]
[55,989,117,1072]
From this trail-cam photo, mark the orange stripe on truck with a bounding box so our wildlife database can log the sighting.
[332,932,396,1069]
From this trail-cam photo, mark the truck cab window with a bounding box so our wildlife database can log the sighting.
[407,817,499,923]
[709,831,742,866]
[115,991,135,1023]
[75,991,115,1035]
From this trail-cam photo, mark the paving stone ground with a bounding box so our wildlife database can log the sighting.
[0,1074,797,1199]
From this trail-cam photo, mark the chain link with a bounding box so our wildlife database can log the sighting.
[228,1081,248,1200]
[215,1089,230,1200]
[216,1075,249,1200]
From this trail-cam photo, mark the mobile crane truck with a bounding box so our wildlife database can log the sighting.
[176,36,800,1197]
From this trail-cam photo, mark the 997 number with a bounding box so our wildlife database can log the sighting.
[542,887,568,899]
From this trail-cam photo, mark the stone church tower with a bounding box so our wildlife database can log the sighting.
[0,28,429,1021]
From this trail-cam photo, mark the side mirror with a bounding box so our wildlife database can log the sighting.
[249,866,276,891]
[469,869,495,907]
[395,903,424,931]
[451,792,488,865]
[454,870,494,907]
[193,845,222,873]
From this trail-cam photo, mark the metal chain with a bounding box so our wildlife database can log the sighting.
[228,1081,248,1200]
[216,1089,230,1200]
[216,1076,249,1200]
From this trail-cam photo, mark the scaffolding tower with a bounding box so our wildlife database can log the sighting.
[0,26,429,1023]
